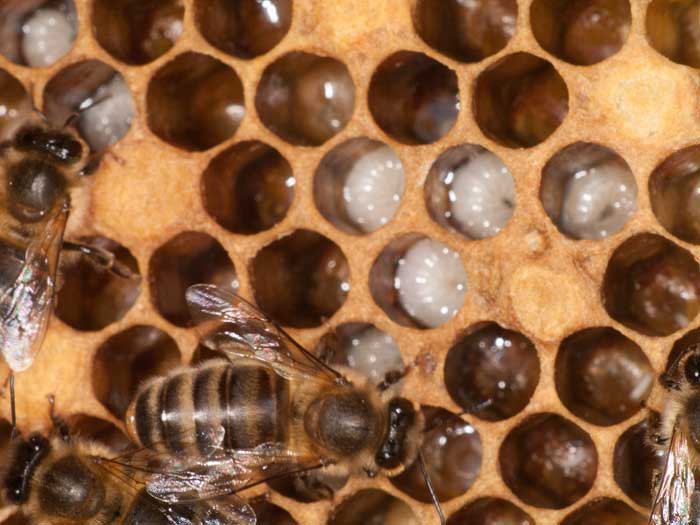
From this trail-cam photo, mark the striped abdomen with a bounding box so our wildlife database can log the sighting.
[126,361,290,456]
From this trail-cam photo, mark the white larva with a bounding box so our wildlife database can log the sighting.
[78,74,135,151]
[342,145,405,232]
[395,238,467,328]
[341,326,404,384]
[448,150,516,239]
[21,7,76,68]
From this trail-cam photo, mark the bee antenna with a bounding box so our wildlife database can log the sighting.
[9,373,16,436]
[62,93,113,129]
[418,450,445,525]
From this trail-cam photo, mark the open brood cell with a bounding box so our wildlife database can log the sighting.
[0,0,698,524]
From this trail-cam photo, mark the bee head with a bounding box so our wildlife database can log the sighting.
[374,397,423,475]
[14,125,83,165]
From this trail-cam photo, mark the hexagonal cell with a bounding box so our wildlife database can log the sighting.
[0,0,77,67]
[370,234,467,329]
[447,497,534,525]
[256,51,355,146]
[499,413,597,509]
[613,417,664,507]
[43,60,135,151]
[201,141,294,234]
[531,0,631,65]
[473,52,568,148]
[147,52,245,151]
[649,145,700,244]
[249,498,297,525]
[413,0,517,63]
[314,138,405,234]
[540,142,637,240]
[328,489,418,525]
[647,0,700,68]
[55,236,140,331]
[555,327,653,426]
[602,233,700,337]
[92,0,184,65]
[560,498,646,525]
[250,229,349,328]
[267,469,348,503]
[92,325,181,418]
[424,144,516,240]
[368,51,459,145]
[316,323,404,386]
[444,322,540,422]
[64,414,131,451]
[194,0,292,59]
[391,407,482,502]
[150,231,238,327]
[0,69,31,138]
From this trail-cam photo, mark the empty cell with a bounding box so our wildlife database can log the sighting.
[425,144,516,240]
[92,0,184,65]
[647,0,700,68]
[560,498,646,525]
[531,0,631,65]
[194,0,292,59]
[541,142,637,240]
[368,51,459,145]
[447,497,534,525]
[256,52,354,146]
[602,233,700,336]
[474,52,568,148]
[328,489,418,525]
[64,414,132,452]
[148,52,245,151]
[0,69,31,138]
[201,141,294,234]
[314,138,404,234]
[413,0,517,63]
[249,499,297,525]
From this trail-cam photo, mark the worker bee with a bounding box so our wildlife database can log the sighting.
[0,425,257,524]
[125,284,445,522]
[649,343,700,525]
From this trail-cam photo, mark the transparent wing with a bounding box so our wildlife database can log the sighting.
[0,204,67,371]
[650,425,696,525]
[186,284,344,383]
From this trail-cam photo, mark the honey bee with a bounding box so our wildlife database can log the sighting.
[0,428,257,525]
[125,284,445,523]
[649,344,700,525]
[0,111,132,425]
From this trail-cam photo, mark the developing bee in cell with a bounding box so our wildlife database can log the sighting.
[125,284,451,524]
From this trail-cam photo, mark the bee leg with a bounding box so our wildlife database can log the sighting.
[47,394,70,443]
[62,241,135,279]
[377,367,410,392]
[9,373,17,439]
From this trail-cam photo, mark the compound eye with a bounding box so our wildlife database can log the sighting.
[685,354,700,386]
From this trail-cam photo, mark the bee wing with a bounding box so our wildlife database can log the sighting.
[650,424,696,525]
[0,204,67,371]
[127,490,255,525]
[186,284,343,383]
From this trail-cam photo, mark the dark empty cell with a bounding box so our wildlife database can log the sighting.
[328,489,419,525]
[560,498,646,525]
[256,52,355,146]
[0,418,11,451]
[647,0,700,68]
[555,327,653,426]
[149,231,238,326]
[368,51,459,145]
[194,0,292,59]
[43,60,135,151]
[602,233,700,337]
[201,141,294,234]
[1,513,30,525]
[313,138,405,234]
[444,323,540,422]
[0,69,31,138]
[613,417,664,507]
[92,0,184,65]
[0,0,77,67]
[250,230,348,328]
[267,469,348,503]
[391,407,482,502]
[540,142,637,240]
[65,414,132,452]
[499,413,597,509]
[473,52,568,148]
[147,52,245,151]
[649,145,700,244]
[447,497,534,525]
[413,0,517,62]
[531,0,631,65]
[55,236,140,331]
[249,499,297,525]
[92,325,181,418]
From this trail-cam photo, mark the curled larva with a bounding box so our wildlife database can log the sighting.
[21,6,76,67]
[341,326,404,384]
[78,74,135,151]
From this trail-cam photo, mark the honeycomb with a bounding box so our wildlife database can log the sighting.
[0,0,698,524]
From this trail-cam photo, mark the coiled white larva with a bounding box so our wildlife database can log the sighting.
[21,6,76,67]
[78,74,135,151]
